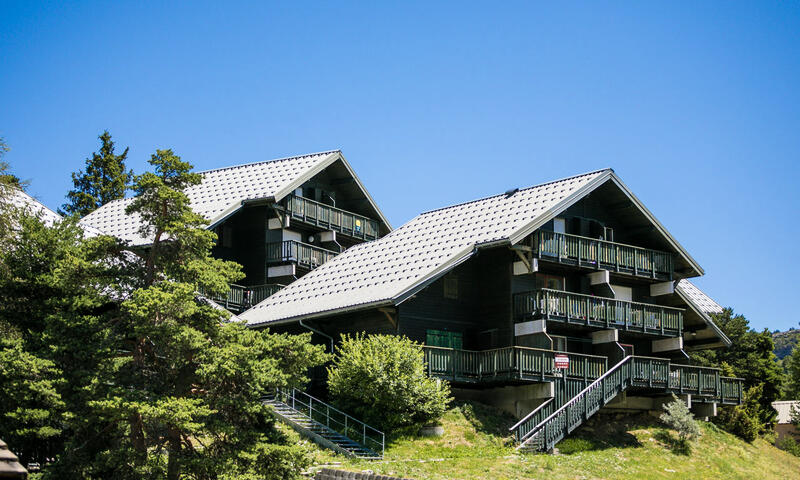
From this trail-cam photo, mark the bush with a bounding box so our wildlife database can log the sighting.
[776,436,800,457]
[715,385,765,442]
[660,394,700,442]
[327,334,452,432]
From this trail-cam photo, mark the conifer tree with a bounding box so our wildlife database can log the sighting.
[80,149,328,479]
[60,130,132,216]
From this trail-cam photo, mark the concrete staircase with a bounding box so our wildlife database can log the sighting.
[264,390,383,459]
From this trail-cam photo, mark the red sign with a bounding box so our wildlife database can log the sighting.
[554,354,569,369]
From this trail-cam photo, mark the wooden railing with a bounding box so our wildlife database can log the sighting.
[270,388,384,459]
[249,283,285,305]
[266,240,339,270]
[199,283,285,312]
[514,288,683,335]
[534,230,674,280]
[422,345,608,383]
[512,356,744,451]
[285,195,380,241]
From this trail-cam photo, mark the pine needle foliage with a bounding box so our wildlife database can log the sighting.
[60,130,132,217]
[660,394,701,443]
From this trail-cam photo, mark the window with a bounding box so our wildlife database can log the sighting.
[535,274,564,291]
[426,329,463,349]
[603,226,614,242]
[553,217,566,234]
[443,273,459,299]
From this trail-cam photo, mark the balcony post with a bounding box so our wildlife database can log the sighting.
[577,238,581,267]
[651,251,656,279]
[586,297,590,326]
[545,290,550,321]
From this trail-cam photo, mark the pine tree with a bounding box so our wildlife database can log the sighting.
[81,149,328,479]
[60,131,132,216]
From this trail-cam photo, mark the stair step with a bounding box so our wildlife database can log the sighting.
[266,394,381,459]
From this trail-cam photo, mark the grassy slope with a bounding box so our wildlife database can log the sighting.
[299,402,800,480]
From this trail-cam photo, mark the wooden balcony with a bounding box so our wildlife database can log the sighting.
[514,288,683,336]
[422,345,608,384]
[285,194,380,241]
[266,240,339,270]
[200,283,284,313]
[629,357,744,405]
[534,230,674,280]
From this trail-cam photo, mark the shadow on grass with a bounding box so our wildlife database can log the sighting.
[654,430,692,456]
[456,401,517,437]
[555,413,661,454]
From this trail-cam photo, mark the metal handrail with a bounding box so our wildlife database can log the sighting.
[274,388,385,458]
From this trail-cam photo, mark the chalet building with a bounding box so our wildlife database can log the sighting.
[240,166,743,452]
[81,150,392,311]
[80,153,743,454]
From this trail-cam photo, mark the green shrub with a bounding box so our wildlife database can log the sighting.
[660,394,701,442]
[327,333,452,432]
[776,436,800,457]
[715,385,765,442]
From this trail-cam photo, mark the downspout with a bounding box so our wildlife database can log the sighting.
[299,319,335,353]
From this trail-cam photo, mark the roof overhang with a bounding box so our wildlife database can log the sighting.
[508,170,704,278]
[676,286,731,349]
[208,150,392,234]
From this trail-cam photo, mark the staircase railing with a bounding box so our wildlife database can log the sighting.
[509,398,555,443]
[515,356,635,451]
[272,388,385,458]
[513,355,745,451]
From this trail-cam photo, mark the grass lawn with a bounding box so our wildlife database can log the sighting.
[295,401,800,480]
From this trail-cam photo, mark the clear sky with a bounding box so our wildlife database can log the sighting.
[1,1,798,331]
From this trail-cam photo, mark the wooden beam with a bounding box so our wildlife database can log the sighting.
[378,307,397,331]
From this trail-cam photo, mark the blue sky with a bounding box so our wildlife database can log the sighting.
[1,1,798,331]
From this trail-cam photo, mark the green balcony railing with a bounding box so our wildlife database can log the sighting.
[514,288,683,335]
[534,230,674,280]
[285,195,380,241]
[266,240,339,270]
[200,283,284,312]
[422,345,608,383]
